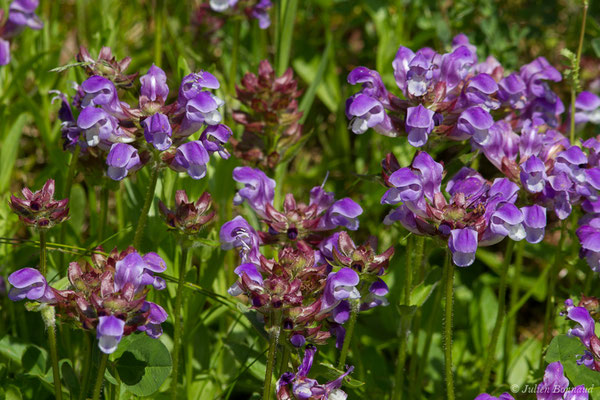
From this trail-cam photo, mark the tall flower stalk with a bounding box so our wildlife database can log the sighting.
[170,245,191,399]
[443,250,455,400]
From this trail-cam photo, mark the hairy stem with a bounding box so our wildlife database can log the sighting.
[337,299,360,370]
[170,246,191,400]
[133,166,159,249]
[443,251,455,400]
[480,240,515,392]
[278,344,291,378]
[92,352,109,400]
[42,306,63,400]
[263,312,282,400]
[39,230,48,276]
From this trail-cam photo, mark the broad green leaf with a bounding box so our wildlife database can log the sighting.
[410,267,442,307]
[115,334,172,397]
[0,114,29,192]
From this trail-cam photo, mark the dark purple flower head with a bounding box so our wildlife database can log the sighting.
[232,166,276,217]
[106,143,141,181]
[9,179,69,229]
[406,105,435,147]
[139,64,169,107]
[142,112,172,151]
[97,315,125,354]
[8,268,55,302]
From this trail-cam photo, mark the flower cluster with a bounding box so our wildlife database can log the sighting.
[208,0,272,29]
[231,60,304,169]
[9,179,69,229]
[475,361,588,400]
[346,34,564,148]
[276,345,353,400]
[0,0,43,65]
[7,247,168,354]
[158,190,215,237]
[381,151,545,266]
[221,167,393,347]
[53,47,232,181]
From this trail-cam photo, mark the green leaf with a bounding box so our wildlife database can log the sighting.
[312,362,364,389]
[60,360,80,399]
[0,114,29,192]
[115,334,172,397]
[299,37,332,124]
[49,61,93,73]
[410,267,442,307]
[3,384,23,400]
[276,0,299,76]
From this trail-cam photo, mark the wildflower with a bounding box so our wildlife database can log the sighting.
[9,179,69,229]
[158,190,215,235]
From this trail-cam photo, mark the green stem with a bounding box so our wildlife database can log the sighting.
[504,240,524,381]
[337,299,360,370]
[263,312,282,400]
[43,307,63,400]
[541,222,568,368]
[278,344,291,377]
[480,240,515,392]
[60,145,80,269]
[98,187,109,241]
[229,21,241,95]
[443,251,455,400]
[39,230,47,276]
[92,352,109,400]
[570,0,588,143]
[132,166,160,249]
[79,332,93,400]
[170,246,191,399]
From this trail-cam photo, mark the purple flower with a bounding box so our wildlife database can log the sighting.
[519,57,562,99]
[7,267,55,302]
[178,71,220,103]
[474,394,515,400]
[96,315,125,354]
[392,46,438,97]
[440,45,477,91]
[564,299,596,348]
[406,105,435,147]
[498,73,527,109]
[461,73,499,110]
[536,361,570,400]
[77,107,120,147]
[454,106,494,145]
[227,263,263,296]
[347,67,389,103]
[137,301,168,338]
[171,141,210,179]
[577,215,600,272]
[489,203,525,241]
[219,216,261,264]
[140,64,169,104]
[80,75,123,114]
[320,268,360,313]
[250,0,272,29]
[2,0,43,38]
[200,124,232,159]
[0,39,10,65]
[522,205,547,244]
[114,251,166,292]
[361,279,390,310]
[482,121,519,171]
[520,155,547,193]
[345,93,391,135]
[106,143,141,181]
[232,166,275,217]
[318,198,363,231]
[381,168,422,205]
[575,91,600,125]
[142,113,172,151]
[448,228,478,267]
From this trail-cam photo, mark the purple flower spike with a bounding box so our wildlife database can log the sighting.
[490,203,525,241]
[80,75,120,110]
[463,73,499,110]
[77,107,119,147]
[219,216,261,264]
[106,143,141,181]
[232,166,275,217]
[178,71,220,102]
[406,105,435,147]
[200,124,232,159]
[320,268,360,313]
[319,198,363,231]
[0,39,10,66]
[455,106,494,145]
[474,394,515,400]
[7,267,54,302]
[381,168,422,205]
[522,205,546,244]
[564,299,596,347]
[536,361,569,400]
[138,301,168,338]
[172,141,209,179]
[185,92,223,125]
[96,315,125,354]
[114,252,146,292]
[448,228,478,267]
[142,113,172,151]
[520,155,547,193]
[347,67,389,102]
[575,91,600,125]
[140,64,169,104]
[412,152,444,200]
[345,94,389,135]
